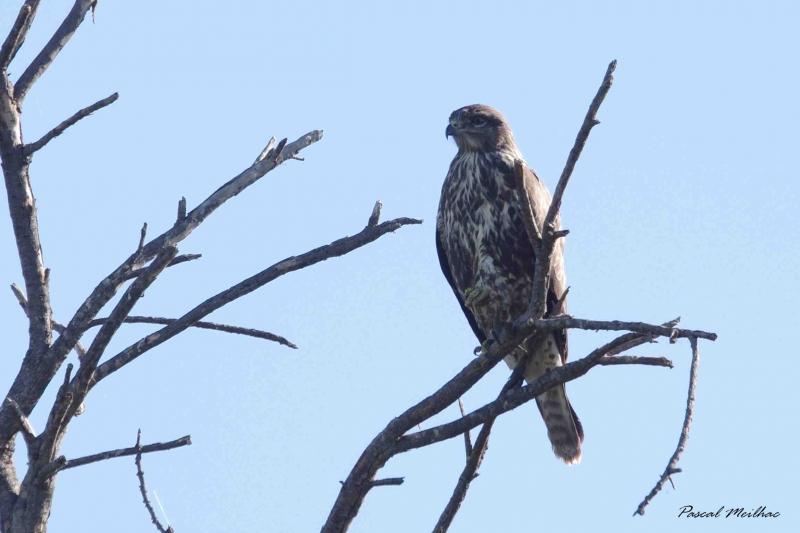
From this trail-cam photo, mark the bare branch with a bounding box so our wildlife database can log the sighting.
[253,136,276,165]
[12,283,88,361]
[513,160,542,250]
[14,0,98,105]
[520,316,716,343]
[271,138,288,164]
[73,247,177,392]
[177,197,186,222]
[394,331,657,454]
[136,430,176,533]
[39,434,191,479]
[87,315,297,349]
[93,210,422,384]
[370,478,404,487]
[41,246,177,453]
[0,1,39,70]
[433,420,493,533]
[633,337,700,516]
[521,60,616,323]
[433,338,538,533]
[45,130,322,381]
[597,355,674,368]
[138,222,148,254]
[545,60,617,237]
[368,200,382,227]
[2,398,35,450]
[457,398,472,460]
[121,254,202,281]
[24,92,119,155]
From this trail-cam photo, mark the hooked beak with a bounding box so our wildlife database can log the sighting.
[445,124,457,139]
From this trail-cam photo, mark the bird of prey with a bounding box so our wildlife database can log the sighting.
[436,104,583,464]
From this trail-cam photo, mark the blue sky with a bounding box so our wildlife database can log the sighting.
[1,0,798,532]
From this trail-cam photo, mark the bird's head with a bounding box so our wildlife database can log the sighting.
[445,104,516,153]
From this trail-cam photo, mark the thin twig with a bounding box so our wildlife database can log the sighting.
[121,254,202,281]
[24,92,119,155]
[432,420,493,533]
[39,434,191,479]
[370,478,404,487]
[136,430,176,533]
[434,317,549,533]
[520,316,716,342]
[87,315,297,349]
[457,398,472,460]
[633,337,700,516]
[597,355,673,368]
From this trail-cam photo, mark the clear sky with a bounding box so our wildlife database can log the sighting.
[1,0,798,532]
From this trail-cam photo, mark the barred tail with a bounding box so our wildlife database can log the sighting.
[506,331,584,464]
[536,386,583,464]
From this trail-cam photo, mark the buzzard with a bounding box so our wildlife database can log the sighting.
[436,104,583,464]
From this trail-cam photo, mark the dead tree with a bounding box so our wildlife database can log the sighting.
[320,62,717,533]
[0,2,420,532]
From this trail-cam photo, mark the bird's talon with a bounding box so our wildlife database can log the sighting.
[464,285,492,309]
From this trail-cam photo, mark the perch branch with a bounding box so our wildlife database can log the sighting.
[87,315,297,349]
[24,92,118,155]
[136,430,176,533]
[93,211,422,384]
[14,0,97,105]
[39,434,191,479]
[633,337,700,516]
[395,331,680,454]
[597,355,673,368]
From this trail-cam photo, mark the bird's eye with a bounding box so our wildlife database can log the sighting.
[471,117,487,127]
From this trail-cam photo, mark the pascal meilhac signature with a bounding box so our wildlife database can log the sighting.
[678,505,780,518]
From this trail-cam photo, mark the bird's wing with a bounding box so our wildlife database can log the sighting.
[436,222,486,344]
[522,164,569,362]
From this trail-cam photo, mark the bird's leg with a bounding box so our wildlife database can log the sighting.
[465,280,506,355]
[464,283,493,309]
